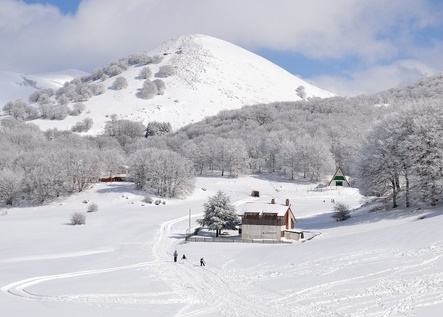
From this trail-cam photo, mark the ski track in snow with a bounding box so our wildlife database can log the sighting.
[2,209,443,316]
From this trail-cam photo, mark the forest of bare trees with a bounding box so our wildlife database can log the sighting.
[2,72,443,208]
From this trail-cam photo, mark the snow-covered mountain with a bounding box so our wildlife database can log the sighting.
[1,34,334,134]
[0,70,87,106]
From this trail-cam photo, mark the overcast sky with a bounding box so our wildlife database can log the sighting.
[2,0,443,96]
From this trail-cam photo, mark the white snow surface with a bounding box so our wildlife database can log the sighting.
[4,34,334,134]
[0,70,87,106]
[1,175,442,317]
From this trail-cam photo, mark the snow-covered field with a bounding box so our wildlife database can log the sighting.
[1,175,442,317]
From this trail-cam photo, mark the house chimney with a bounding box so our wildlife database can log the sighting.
[285,199,290,206]
[271,198,275,204]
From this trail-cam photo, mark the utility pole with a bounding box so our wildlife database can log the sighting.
[188,208,191,234]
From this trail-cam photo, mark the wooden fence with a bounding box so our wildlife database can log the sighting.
[185,236,292,244]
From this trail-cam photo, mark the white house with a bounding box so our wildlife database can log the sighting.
[238,199,298,241]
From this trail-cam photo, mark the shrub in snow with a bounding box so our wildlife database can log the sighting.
[296,85,307,99]
[2,101,14,115]
[154,199,162,205]
[141,80,158,99]
[37,93,51,105]
[70,103,86,116]
[151,55,164,64]
[0,209,7,216]
[29,90,47,103]
[153,79,166,95]
[90,83,106,95]
[331,202,351,221]
[71,117,93,132]
[111,76,128,90]
[76,85,93,101]
[70,212,86,225]
[87,203,98,212]
[49,104,69,120]
[128,53,150,65]
[105,64,125,77]
[57,94,70,106]
[139,67,152,79]
[145,121,172,137]
[144,196,153,204]
[157,65,176,78]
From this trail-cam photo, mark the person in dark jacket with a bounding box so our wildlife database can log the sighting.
[173,250,178,262]
[200,257,205,266]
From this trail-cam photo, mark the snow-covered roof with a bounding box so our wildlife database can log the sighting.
[239,202,290,217]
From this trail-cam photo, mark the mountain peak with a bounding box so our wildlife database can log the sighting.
[1,34,334,134]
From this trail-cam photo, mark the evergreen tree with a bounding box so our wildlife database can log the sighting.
[198,191,240,237]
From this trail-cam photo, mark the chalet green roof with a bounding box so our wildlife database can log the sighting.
[333,176,346,180]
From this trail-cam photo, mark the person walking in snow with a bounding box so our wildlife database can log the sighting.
[173,250,178,263]
[200,257,205,266]
[181,254,187,260]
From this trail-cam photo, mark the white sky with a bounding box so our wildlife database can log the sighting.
[1,0,443,95]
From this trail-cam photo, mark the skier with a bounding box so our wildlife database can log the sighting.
[173,250,178,263]
[200,257,205,266]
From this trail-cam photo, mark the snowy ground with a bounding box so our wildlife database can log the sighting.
[1,175,442,317]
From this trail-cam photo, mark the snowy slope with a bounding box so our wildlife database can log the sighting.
[0,70,87,106]
[26,34,334,134]
[0,175,442,317]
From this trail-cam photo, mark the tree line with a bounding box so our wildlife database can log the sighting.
[1,72,443,209]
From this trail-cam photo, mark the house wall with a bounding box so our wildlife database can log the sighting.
[241,224,284,240]
[330,179,350,187]
[284,231,303,241]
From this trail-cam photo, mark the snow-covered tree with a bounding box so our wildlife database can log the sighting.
[104,118,145,146]
[296,85,307,99]
[100,149,125,180]
[224,139,248,177]
[29,90,47,103]
[139,66,152,79]
[2,101,14,115]
[180,139,209,175]
[409,106,443,206]
[157,65,176,77]
[153,79,166,95]
[140,79,158,99]
[128,148,195,198]
[111,76,128,90]
[70,103,86,116]
[90,83,106,95]
[145,121,172,137]
[198,191,240,237]
[71,117,93,132]
[105,64,124,77]
[0,168,23,205]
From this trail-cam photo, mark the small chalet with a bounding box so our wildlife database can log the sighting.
[238,198,298,241]
[328,167,350,187]
[100,165,129,182]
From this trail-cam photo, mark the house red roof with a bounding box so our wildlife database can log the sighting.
[238,202,290,217]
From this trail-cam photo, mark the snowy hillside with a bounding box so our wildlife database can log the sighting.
[1,175,442,316]
[0,70,87,106]
[10,34,334,134]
